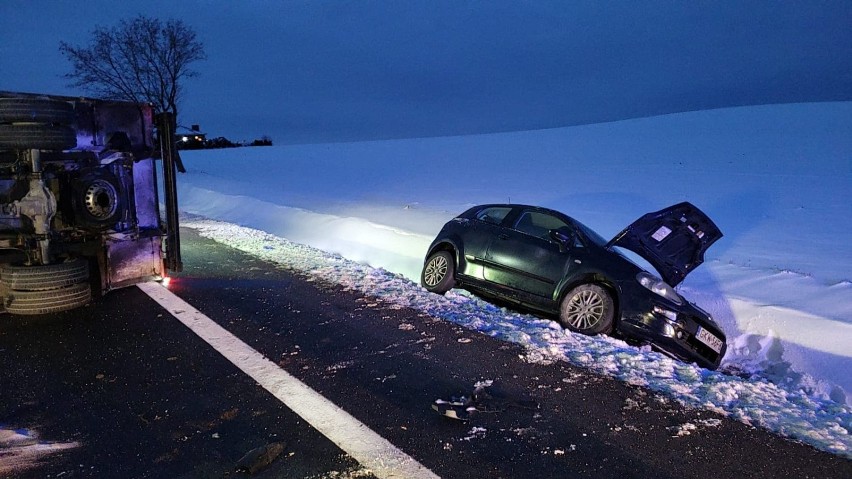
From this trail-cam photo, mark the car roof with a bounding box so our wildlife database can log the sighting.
[463,203,567,217]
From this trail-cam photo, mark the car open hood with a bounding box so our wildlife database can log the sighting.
[608,202,722,287]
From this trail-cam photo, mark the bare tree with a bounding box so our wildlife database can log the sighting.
[60,15,205,123]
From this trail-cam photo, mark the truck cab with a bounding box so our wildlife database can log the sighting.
[0,92,182,314]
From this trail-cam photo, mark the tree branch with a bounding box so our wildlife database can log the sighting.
[59,15,205,125]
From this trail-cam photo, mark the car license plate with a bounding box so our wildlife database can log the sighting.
[695,327,723,353]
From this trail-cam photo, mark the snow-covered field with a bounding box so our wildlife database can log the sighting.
[176,102,851,457]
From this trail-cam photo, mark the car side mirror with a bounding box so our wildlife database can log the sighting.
[549,229,574,252]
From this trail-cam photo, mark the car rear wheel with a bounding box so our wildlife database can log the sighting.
[559,284,614,335]
[421,251,456,294]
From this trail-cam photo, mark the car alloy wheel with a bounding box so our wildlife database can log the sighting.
[421,251,456,294]
[560,284,614,335]
[424,255,448,286]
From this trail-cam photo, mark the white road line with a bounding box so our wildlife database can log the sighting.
[138,281,440,479]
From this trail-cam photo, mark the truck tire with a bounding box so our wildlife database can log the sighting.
[0,124,77,150]
[0,259,90,291]
[5,282,91,315]
[0,98,76,125]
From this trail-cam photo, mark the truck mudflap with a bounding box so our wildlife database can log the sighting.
[103,233,165,290]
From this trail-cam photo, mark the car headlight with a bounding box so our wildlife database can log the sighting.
[636,272,683,305]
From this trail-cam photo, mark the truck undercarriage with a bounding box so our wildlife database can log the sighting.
[0,92,181,314]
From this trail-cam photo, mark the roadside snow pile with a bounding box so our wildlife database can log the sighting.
[182,218,852,459]
[180,184,852,406]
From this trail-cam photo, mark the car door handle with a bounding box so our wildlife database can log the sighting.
[498,233,509,240]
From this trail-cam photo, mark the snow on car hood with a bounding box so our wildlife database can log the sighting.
[608,202,722,287]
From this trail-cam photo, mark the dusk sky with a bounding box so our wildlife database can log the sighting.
[1,1,850,143]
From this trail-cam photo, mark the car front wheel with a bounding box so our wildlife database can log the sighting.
[421,251,456,294]
[559,284,614,335]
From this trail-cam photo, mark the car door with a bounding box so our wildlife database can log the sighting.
[483,209,575,299]
[457,205,514,279]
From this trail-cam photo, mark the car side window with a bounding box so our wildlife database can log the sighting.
[513,211,570,240]
[475,207,513,225]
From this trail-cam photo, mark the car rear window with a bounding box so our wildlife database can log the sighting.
[474,206,512,225]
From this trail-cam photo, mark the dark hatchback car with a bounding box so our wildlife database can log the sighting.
[421,202,726,369]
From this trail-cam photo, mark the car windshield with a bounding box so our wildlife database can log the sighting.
[573,219,608,247]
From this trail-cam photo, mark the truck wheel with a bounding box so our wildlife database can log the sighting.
[74,171,124,228]
[0,124,77,150]
[0,98,76,125]
[0,259,90,291]
[4,282,91,315]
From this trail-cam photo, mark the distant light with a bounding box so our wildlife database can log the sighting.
[181,136,188,142]
[161,276,172,287]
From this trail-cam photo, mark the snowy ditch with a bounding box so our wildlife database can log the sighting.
[181,218,851,459]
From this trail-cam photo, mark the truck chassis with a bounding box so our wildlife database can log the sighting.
[0,92,181,314]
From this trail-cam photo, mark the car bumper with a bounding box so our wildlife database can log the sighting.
[618,303,726,370]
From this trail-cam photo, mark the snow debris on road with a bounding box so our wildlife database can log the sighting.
[668,418,723,437]
[182,218,851,458]
[0,427,80,476]
[462,427,487,441]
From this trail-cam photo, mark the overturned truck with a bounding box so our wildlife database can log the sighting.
[0,92,182,315]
